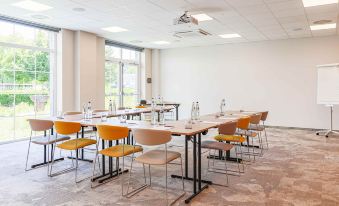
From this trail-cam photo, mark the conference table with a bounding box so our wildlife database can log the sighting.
[34,109,263,204]
[145,101,180,120]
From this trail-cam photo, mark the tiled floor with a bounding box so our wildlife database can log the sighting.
[0,128,339,206]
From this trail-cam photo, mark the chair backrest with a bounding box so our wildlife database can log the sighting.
[237,116,250,130]
[218,121,237,135]
[28,119,54,132]
[93,109,109,113]
[96,125,129,141]
[54,121,81,135]
[64,111,82,115]
[132,128,171,146]
[250,113,262,125]
[261,111,268,121]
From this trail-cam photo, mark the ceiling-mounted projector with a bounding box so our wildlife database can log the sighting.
[173,11,198,26]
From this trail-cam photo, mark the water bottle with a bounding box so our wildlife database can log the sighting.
[151,98,157,125]
[220,98,226,116]
[195,102,200,121]
[191,102,196,122]
[112,100,116,115]
[83,103,87,120]
[87,101,92,119]
[109,99,113,113]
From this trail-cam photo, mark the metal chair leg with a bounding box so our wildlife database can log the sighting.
[25,133,33,171]
[264,127,269,149]
[224,153,229,186]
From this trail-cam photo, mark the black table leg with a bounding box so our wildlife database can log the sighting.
[175,105,179,120]
[185,135,188,178]
[198,133,201,190]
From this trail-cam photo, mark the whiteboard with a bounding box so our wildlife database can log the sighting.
[317,63,339,105]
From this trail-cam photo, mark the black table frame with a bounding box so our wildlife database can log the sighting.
[171,132,212,204]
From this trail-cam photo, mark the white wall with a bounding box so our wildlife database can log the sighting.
[158,36,339,129]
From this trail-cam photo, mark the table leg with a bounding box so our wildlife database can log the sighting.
[185,135,188,178]
[175,105,179,120]
[198,133,201,190]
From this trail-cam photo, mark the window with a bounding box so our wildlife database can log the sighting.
[0,20,57,141]
[105,45,140,108]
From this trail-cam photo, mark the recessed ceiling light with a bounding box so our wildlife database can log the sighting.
[153,41,170,45]
[72,7,86,12]
[310,23,336,30]
[219,33,241,38]
[302,0,338,7]
[191,13,213,22]
[30,14,50,20]
[12,0,52,12]
[102,26,128,33]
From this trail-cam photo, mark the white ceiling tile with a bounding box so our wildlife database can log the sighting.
[0,0,337,48]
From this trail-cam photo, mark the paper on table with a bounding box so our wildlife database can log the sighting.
[151,126,172,130]
[219,117,238,120]
[202,121,220,124]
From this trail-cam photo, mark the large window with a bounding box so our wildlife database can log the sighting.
[0,20,57,141]
[105,45,140,108]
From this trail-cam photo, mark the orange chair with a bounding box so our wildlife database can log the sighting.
[91,125,143,192]
[236,114,263,160]
[49,121,97,183]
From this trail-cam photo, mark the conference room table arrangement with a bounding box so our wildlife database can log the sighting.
[28,108,267,204]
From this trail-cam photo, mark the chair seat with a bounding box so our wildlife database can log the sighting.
[135,150,181,165]
[215,135,246,143]
[201,140,234,151]
[57,138,97,150]
[99,145,143,157]
[235,130,258,137]
[248,124,265,131]
[32,135,70,145]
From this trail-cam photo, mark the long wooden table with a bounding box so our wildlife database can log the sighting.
[34,110,263,204]
[145,101,180,120]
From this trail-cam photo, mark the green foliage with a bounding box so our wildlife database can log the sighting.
[0,27,50,106]
[0,94,13,106]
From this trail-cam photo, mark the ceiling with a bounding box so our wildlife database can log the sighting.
[0,0,338,49]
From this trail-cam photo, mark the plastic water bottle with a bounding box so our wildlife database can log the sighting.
[87,101,92,119]
[109,100,113,113]
[220,98,226,116]
[191,102,196,122]
[151,98,157,125]
[83,103,87,120]
[195,102,200,121]
[113,101,116,114]
[159,97,165,125]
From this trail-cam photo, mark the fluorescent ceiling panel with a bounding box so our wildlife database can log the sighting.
[219,33,241,38]
[191,13,213,21]
[302,0,338,7]
[310,23,336,30]
[12,0,52,12]
[102,26,128,33]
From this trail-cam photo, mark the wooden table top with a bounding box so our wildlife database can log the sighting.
[32,110,264,136]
